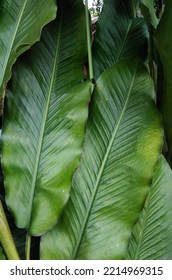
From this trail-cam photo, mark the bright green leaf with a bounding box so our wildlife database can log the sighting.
[154,0,172,163]
[127,156,172,259]
[92,0,148,80]
[2,0,91,236]
[40,59,163,260]
[0,0,57,113]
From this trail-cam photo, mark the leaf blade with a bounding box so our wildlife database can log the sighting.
[127,156,172,259]
[2,0,91,236]
[92,0,148,80]
[40,59,163,259]
[0,0,57,112]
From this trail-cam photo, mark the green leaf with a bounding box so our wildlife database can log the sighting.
[154,1,172,163]
[40,59,163,260]
[92,0,148,80]
[127,156,172,259]
[2,0,91,236]
[0,0,57,113]
[139,0,158,28]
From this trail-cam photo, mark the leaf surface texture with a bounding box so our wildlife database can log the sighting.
[40,59,162,259]
[127,156,172,259]
[92,0,148,80]
[0,0,57,110]
[2,0,91,236]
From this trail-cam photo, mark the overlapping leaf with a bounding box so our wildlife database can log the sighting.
[40,59,162,260]
[139,0,158,28]
[92,0,148,80]
[127,156,172,259]
[155,0,172,163]
[2,0,91,236]
[0,0,57,113]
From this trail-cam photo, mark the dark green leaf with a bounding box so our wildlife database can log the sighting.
[92,0,148,80]
[0,247,5,260]
[154,0,172,163]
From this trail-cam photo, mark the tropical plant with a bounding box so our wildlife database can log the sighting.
[0,0,172,260]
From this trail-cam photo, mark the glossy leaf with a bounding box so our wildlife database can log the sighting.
[40,59,162,260]
[154,1,172,163]
[2,0,91,236]
[127,156,172,259]
[92,0,148,80]
[0,0,57,113]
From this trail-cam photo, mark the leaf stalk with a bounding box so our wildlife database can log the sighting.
[25,234,31,260]
[85,0,94,79]
[0,201,20,260]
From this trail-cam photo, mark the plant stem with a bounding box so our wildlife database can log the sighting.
[85,0,94,79]
[131,0,137,18]
[149,25,156,83]
[0,201,20,260]
[25,233,31,260]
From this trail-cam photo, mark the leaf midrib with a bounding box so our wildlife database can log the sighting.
[0,0,27,91]
[116,20,132,62]
[72,67,136,259]
[96,18,132,79]
[27,8,63,230]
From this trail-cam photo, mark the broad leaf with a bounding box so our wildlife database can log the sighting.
[154,1,172,163]
[0,0,57,113]
[92,0,148,80]
[2,0,91,236]
[127,156,172,259]
[139,0,158,28]
[40,59,162,260]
